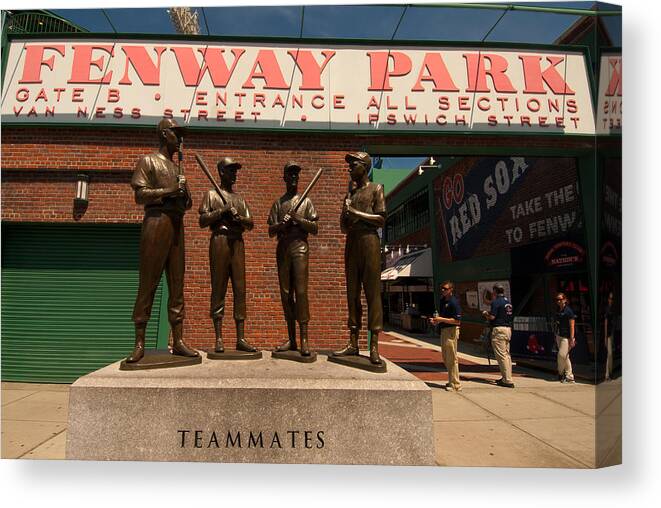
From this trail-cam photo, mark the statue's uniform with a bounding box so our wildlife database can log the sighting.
[131,152,191,326]
[342,182,386,332]
[199,189,251,322]
[268,194,318,325]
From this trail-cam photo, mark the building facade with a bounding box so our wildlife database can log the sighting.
[1,9,621,382]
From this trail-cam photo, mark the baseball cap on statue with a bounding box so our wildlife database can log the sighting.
[157,117,186,134]
[283,161,302,173]
[217,157,242,171]
[345,152,371,169]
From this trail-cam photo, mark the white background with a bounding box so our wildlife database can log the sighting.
[1,0,659,507]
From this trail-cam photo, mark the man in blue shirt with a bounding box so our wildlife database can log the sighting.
[483,284,514,388]
[554,292,576,383]
[429,281,462,391]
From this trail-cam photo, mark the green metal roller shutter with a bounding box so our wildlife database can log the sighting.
[1,223,166,383]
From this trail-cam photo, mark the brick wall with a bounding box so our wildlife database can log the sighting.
[1,127,595,351]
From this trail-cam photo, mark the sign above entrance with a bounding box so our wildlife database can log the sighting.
[2,38,595,134]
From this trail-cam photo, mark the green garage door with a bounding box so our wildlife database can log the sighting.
[1,223,166,383]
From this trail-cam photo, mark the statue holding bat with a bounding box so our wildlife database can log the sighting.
[197,155,258,354]
[126,118,199,364]
[268,162,322,358]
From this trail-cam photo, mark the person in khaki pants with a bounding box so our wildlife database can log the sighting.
[429,281,462,391]
[483,284,515,388]
[554,292,576,383]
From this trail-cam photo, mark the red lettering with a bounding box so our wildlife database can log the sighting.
[518,55,575,95]
[252,93,265,107]
[458,96,470,110]
[119,46,166,85]
[288,50,335,90]
[311,95,324,109]
[411,53,459,92]
[477,97,490,111]
[107,89,120,103]
[16,88,30,102]
[195,91,208,106]
[19,45,65,83]
[68,45,114,84]
[606,58,622,97]
[72,88,84,102]
[405,96,416,110]
[464,53,516,93]
[171,47,244,87]
[367,51,412,91]
[333,95,345,109]
[566,99,577,114]
[242,50,288,89]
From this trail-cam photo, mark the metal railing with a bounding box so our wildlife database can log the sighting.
[5,11,87,35]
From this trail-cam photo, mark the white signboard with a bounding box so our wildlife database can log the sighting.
[2,38,595,134]
[596,53,622,135]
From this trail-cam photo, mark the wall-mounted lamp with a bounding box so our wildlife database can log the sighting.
[417,156,441,175]
[74,174,90,206]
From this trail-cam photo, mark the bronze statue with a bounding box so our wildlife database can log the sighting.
[199,157,258,353]
[268,162,320,358]
[126,118,199,363]
[333,152,386,365]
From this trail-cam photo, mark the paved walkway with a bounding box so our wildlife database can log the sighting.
[380,331,622,468]
[1,332,621,467]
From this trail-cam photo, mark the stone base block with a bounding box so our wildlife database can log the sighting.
[66,352,434,465]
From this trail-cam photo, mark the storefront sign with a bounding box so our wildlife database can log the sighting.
[435,156,582,260]
[2,38,595,133]
[596,53,622,135]
[544,241,585,268]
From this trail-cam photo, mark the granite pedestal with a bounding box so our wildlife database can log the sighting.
[66,352,435,465]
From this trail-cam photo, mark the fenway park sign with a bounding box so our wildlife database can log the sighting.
[2,38,595,134]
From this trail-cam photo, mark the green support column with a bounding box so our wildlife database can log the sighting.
[577,152,600,365]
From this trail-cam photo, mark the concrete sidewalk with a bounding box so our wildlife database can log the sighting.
[380,331,622,468]
[1,333,621,467]
[1,382,69,459]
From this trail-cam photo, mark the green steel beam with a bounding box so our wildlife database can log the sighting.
[409,3,621,16]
